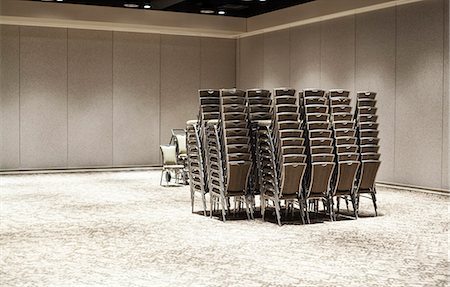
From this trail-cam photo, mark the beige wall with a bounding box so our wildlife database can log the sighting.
[0,25,235,170]
[0,0,447,191]
[237,0,448,191]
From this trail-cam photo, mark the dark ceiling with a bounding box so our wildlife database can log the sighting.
[32,0,315,18]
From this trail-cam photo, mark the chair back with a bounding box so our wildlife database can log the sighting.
[160,145,178,166]
[308,162,335,196]
[334,161,360,194]
[226,161,252,193]
[358,160,381,191]
[279,163,306,196]
[175,134,187,156]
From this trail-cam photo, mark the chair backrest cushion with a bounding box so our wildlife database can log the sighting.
[160,145,177,165]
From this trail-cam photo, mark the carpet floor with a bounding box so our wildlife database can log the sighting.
[0,170,448,287]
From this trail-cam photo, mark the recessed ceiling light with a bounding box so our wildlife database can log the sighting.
[124,3,139,8]
[143,4,151,9]
[259,0,267,2]
[218,11,225,15]
[56,0,63,2]
[200,9,215,14]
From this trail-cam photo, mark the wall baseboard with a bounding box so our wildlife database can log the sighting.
[1,166,448,196]
[376,181,450,196]
[0,165,162,175]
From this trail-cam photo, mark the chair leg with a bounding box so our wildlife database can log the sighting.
[345,196,350,211]
[274,197,282,226]
[371,192,378,216]
[261,196,266,221]
[201,191,207,216]
[328,197,334,222]
[351,193,358,219]
[160,169,164,186]
[220,194,227,222]
[244,196,251,220]
[305,199,311,224]
[248,195,255,220]
[298,194,305,225]
[209,193,214,218]
[336,196,340,214]
[284,200,289,218]
[190,187,195,213]
[356,193,361,215]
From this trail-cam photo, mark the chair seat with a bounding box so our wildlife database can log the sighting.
[163,165,184,169]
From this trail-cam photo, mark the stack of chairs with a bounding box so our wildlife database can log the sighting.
[186,120,207,215]
[259,88,307,226]
[299,89,335,222]
[326,90,360,219]
[208,89,253,222]
[354,91,381,216]
[246,89,272,198]
[192,89,221,215]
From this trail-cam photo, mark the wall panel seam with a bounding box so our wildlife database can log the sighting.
[18,26,21,168]
[393,3,398,182]
[288,28,291,87]
[441,0,446,188]
[158,33,162,163]
[112,31,114,165]
[353,14,356,95]
[66,28,69,167]
[319,22,322,87]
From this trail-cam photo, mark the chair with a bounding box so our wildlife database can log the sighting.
[299,89,336,222]
[207,89,254,222]
[160,144,185,186]
[186,120,208,215]
[325,89,360,219]
[259,88,307,225]
[355,160,381,215]
[354,91,381,216]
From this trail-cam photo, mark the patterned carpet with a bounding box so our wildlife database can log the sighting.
[0,170,448,287]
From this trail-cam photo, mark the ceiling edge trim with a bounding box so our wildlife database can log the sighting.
[0,16,240,39]
[238,0,425,38]
[0,0,426,39]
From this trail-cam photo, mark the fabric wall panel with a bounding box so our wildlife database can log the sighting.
[355,8,396,183]
[68,29,113,167]
[320,16,356,98]
[113,32,161,166]
[20,26,68,169]
[263,29,290,90]
[160,35,200,145]
[395,0,444,189]
[0,25,20,169]
[201,37,236,89]
[238,35,264,90]
[290,23,321,92]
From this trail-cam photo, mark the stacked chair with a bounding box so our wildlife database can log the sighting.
[186,87,381,225]
[208,89,254,222]
[258,88,307,226]
[354,91,381,216]
[246,89,272,199]
[189,89,221,215]
[326,90,360,219]
[186,120,207,215]
[299,89,335,222]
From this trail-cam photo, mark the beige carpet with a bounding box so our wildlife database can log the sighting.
[0,170,448,287]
